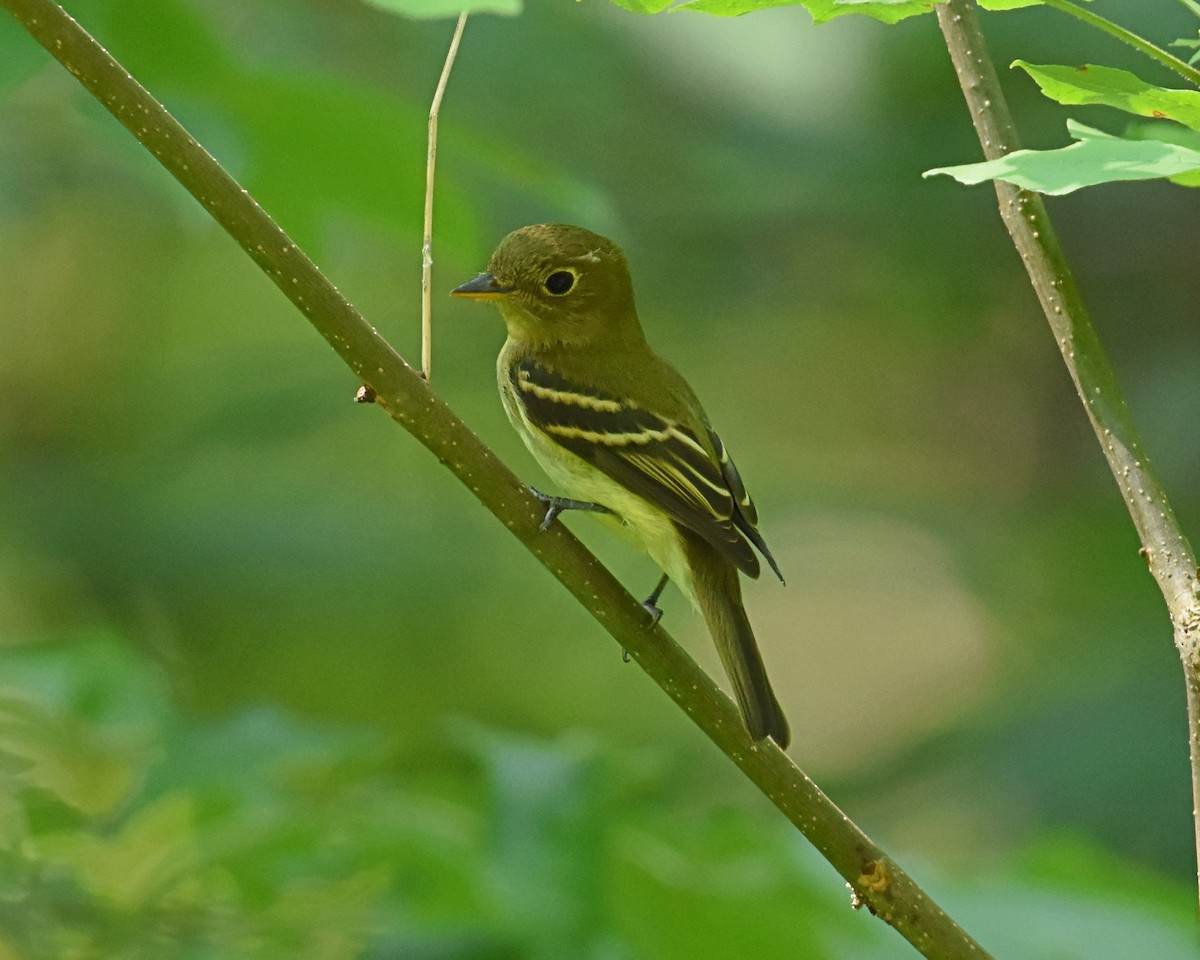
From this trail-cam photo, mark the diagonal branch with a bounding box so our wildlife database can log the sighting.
[936,0,1200,908]
[1,0,992,955]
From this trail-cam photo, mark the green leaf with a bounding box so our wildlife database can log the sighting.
[358,0,521,19]
[670,0,790,18]
[1122,118,1200,185]
[1015,61,1200,132]
[825,0,939,24]
[671,0,934,22]
[0,637,166,817]
[1169,167,1200,185]
[977,0,1089,8]
[48,793,200,911]
[977,0,1048,9]
[0,693,140,817]
[608,0,675,14]
[924,120,1200,194]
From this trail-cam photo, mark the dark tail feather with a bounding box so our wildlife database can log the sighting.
[684,533,790,748]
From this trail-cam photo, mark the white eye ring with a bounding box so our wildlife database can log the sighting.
[543,269,578,295]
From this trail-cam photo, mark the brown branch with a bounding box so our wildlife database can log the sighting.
[0,0,994,954]
[936,0,1200,908]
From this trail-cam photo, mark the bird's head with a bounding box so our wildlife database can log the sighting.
[452,224,641,347]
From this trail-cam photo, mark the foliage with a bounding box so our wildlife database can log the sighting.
[0,637,1194,959]
[2,0,1200,955]
[360,0,1200,186]
[1014,61,1200,129]
[932,6,1200,192]
[675,0,933,24]
[927,56,1200,193]
[569,0,1200,193]
[925,118,1200,193]
[361,0,523,19]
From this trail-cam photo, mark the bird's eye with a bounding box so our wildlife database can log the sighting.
[544,271,575,295]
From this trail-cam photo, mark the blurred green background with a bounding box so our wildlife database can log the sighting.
[1,0,1199,956]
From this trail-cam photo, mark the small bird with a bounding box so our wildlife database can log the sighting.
[452,224,789,747]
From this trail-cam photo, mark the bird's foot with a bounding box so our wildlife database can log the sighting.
[641,573,669,627]
[529,487,613,531]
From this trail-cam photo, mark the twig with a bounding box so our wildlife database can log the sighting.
[422,11,468,381]
[936,0,1200,909]
[1039,0,1200,86]
[0,1,993,955]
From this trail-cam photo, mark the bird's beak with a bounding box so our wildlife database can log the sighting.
[451,273,514,301]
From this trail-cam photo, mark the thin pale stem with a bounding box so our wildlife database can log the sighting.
[937,0,1200,911]
[1,0,992,955]
[1039,0,1200,86]
[422,11,468,381]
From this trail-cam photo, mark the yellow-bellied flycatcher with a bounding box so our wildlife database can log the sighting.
[453,224,789,746]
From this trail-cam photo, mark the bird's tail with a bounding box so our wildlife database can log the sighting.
[684,534,790,748]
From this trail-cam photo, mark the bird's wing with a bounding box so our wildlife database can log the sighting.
[511,358,781,581]
[708,429,785,584]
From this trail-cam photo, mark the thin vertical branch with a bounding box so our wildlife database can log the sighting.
[936,0,1200,908]
[421,11,468,381]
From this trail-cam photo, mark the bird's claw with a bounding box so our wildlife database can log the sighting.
[527,486,611,532]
